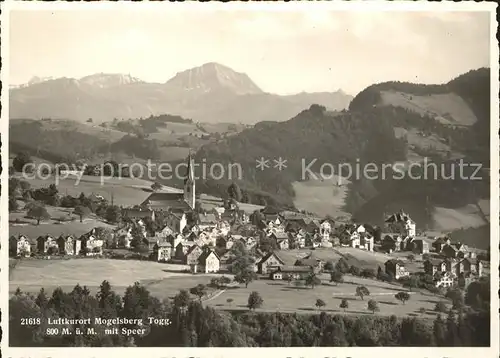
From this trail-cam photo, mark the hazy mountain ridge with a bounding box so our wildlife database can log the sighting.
[9,63,353,124]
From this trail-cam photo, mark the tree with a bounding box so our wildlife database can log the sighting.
[105,205,122,223]
[403,275,419,292]
[465,277,490,310]
[367,299,379,314]
[250,210,264,226]
[434,301,448,313]
[335,258,350,273]
[340,298,349,312]
[151,182,162,191]
[35,288,49,309]
[349,265,361,276]
[419,307,426,316]
[330,271,344,286]
[422,253,431,261]
[227,182,242,202]
[247,291,263,310]
[361,268,376,279]
[13,152,33,172]
[235,270,258,288]
[189,284,207,301]
[74,205,91,223]
[226,298,234,305]
[395,291,411,305]
[356,286,370,300]
[219,276,232,288]
[323,260,334,272]
[433,314,447,346]
[19,180,31,192]
[173,290,191,308]
[407,254,415,262]
[27,204,51,225]
[232,242,257,288]
[446,288,465,310]
[9,197,19,212]
[315,298,326,311]
[97,280,122,319]
[305,273,321,289]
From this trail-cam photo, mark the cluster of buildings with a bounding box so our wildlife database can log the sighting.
[380,210,485,288]
[9,229,104,258]
[9,154,488,289]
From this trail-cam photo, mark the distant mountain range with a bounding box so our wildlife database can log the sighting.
[9,62,353,124]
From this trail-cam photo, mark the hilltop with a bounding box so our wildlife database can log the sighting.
[9,63,353,124]
[186,68,490,244]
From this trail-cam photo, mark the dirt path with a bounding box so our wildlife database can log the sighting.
[202,282,239,303]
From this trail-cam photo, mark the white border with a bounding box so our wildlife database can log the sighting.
[1,1,498,357]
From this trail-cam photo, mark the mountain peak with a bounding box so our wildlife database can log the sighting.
[166,62,263,95]
[79,73,143,88]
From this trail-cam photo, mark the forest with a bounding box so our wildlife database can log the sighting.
[10,279,490,347]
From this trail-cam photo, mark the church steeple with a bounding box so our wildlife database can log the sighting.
[184,150,196,209]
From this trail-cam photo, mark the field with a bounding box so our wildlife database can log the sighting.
[381,91,477,126]
[393,126,464,160]
[275,248,423,273]
[10,257,447,319]
[11,174,167,207]
[433,204,488,231]
[9,258,221,299]
[292,173,352,219]
[205,274,446,319]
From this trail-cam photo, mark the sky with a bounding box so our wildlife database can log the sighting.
[9,9,491,95]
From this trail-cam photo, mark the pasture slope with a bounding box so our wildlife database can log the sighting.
[9,258,219,300]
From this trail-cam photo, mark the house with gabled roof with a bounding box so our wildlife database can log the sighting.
[115,226,133,249]
[385,210,416,238]
[141,192,192,213]
[270,265,313,280]
[155,239,173,262]
[57,235,81,255]
[407,237,431,254]
[384,259,409,279]
[456,257,483,277]
[193,249,220,273]
[294,253,323,273]
[258,252,286,274]
[37,235,59,255]
[432,236,451,253]
[319,219,333,241]
[424,258,450,276]
[185,244,203,265]
[197,213,218,231]
[269,232,289,250]
[9,235,32,257]
[122,207,155,222]
[441,244,460,258]
[381,233,404,252]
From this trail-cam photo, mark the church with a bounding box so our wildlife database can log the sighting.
[140,153,197,213]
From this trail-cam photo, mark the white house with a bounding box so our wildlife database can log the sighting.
[319,220,332,241]
[193,250,220,273]
[10,235,31,257]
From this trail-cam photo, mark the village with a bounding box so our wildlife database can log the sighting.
[9,154,489,308]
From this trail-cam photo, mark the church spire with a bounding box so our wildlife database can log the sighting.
[183,150,196,210]
[185,149,195,184]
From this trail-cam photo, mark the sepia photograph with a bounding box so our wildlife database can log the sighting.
[2,1,498,354]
